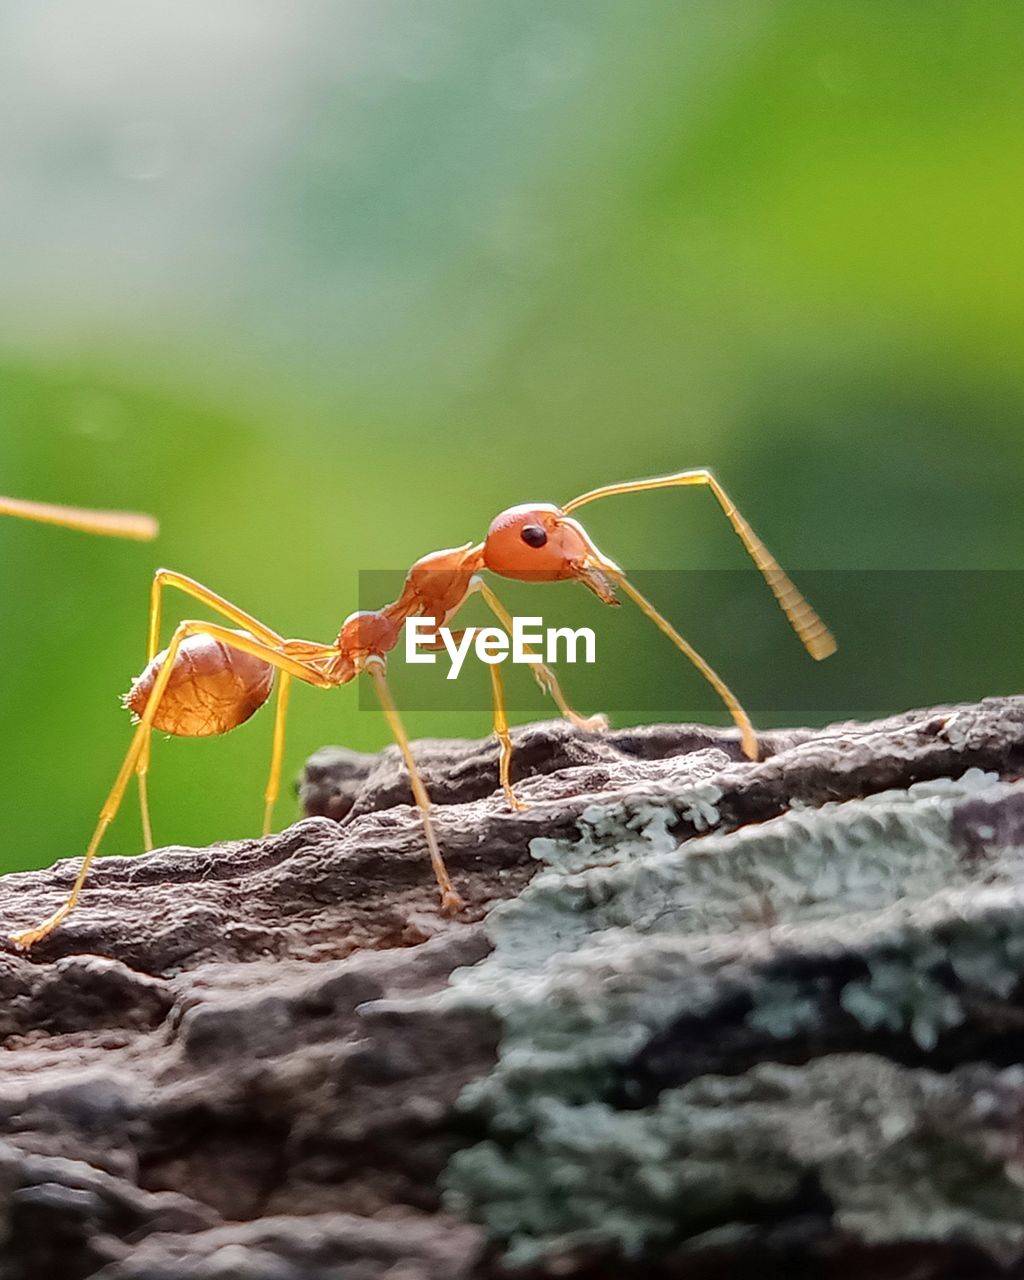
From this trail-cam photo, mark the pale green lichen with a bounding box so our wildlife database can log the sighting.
[840,954,963,1051]
[744,979,823,1039]
[529,798,687,873]
[449,1057,1024,1267]
[442,770,1024,1263]
[948,921,1024,997]
[486,769,1005,976]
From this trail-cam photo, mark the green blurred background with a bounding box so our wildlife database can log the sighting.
[1,1,1022,873]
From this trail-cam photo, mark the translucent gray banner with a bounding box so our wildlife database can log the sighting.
[352,569,1019,725]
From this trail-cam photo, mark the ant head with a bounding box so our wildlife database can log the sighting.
[482,503,619,603]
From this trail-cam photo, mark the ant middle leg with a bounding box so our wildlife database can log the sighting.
[406,621,525,811]
[363,657,463,915]
[486,660,527,812]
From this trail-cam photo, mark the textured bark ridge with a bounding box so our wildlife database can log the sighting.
[1,699,1024,1278]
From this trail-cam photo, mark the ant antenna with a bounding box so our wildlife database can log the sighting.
[564,468,835,661]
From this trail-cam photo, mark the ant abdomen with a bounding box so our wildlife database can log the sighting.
[124,630,274,737]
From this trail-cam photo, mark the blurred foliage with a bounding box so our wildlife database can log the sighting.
[0,1,1021,873]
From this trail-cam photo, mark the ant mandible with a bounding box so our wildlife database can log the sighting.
[10,469,833,949]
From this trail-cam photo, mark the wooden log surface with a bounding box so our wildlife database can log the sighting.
[0,698,1022,1278]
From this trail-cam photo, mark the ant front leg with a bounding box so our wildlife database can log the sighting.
[422,583,606,813]
[602,567,759,760]
[475,581,608,733]
[477,594,605,812]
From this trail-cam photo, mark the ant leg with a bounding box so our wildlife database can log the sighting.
[0,496,158,540]
[262,672,292,836]
[137,729,155,852]
[410,610,539,810]
[144,570,286,653]
[563,469,835,660]
[476,582,608,732]
[487,660,527,812]
[134,570,289,847]
[10,623,335,950]
[363,658,464,916]
[607,569,758,761]
[429,579,604,811]
[409,624,525,811]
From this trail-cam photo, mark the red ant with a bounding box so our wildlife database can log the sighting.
[10,469,833,948]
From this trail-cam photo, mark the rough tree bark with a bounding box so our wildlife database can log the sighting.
[0,698,1023,1278]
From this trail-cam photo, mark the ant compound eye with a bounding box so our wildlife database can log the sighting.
[520,524,548,549]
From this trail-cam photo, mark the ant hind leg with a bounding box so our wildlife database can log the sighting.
[10,622,333,950]
[262,672,292,836]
